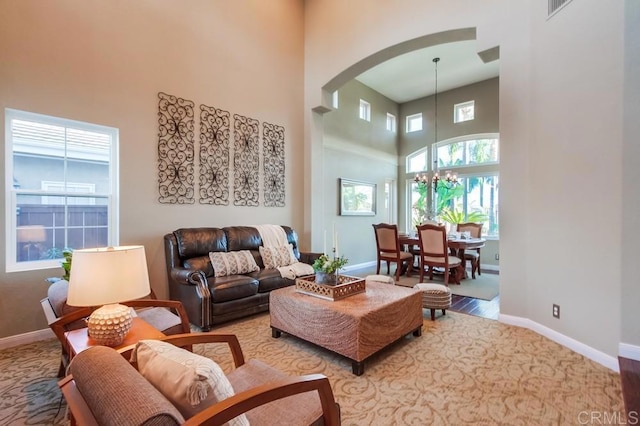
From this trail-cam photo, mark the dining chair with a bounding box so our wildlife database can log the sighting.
[416,223,462,285]
[457,222,483,278]
[372,223,414,282]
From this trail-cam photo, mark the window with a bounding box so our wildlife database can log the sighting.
[435,137,498,168]
[386,113,396,132]
[406,148,428,173]
[432,134,500,237]
[454,100,475,123]
[5,109,118,272]
[436,175,499,238]
[332,90,339,109]
[406,113,423,132]
[359,99,371,121]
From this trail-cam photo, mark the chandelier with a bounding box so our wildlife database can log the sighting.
[414,57,459,190]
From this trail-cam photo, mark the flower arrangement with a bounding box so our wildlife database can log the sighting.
[312,254,348,275]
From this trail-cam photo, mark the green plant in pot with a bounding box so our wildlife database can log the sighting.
[439,208,488,228]
[312,254,348,286]
[61,249,73,281]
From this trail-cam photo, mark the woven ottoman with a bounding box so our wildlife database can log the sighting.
[414,283,452,320]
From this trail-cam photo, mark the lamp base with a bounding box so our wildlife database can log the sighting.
[86,303,133,346]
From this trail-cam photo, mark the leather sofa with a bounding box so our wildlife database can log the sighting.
[164,226,319,331]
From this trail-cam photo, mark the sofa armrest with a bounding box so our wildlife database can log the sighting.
[170,267,194,285]
[184,374,341,426]
[299,252,323,265]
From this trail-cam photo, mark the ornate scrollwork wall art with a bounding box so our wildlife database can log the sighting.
[232,114,260,206]
[199,105,230,205]
[263,122,285,207]
[157,92,195,204]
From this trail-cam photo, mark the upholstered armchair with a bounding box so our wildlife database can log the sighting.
[60,333,341,425]
[41,279,190,377]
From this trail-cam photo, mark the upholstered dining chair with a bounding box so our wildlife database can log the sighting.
[416,223,462,285]
[372,223,414,282]
[457,222,483,278]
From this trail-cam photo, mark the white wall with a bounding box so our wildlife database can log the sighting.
[0,0,305,338]
[304,0,628,358]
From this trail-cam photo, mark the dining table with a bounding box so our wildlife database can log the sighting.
[398,234,486,280]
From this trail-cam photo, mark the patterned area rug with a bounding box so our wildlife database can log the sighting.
[0,311,622,425]
[350,265,500,300]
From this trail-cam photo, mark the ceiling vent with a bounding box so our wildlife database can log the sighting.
[548,0,573,18]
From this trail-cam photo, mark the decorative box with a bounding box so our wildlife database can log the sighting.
[295,274,366,301]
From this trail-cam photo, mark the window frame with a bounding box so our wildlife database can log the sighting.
[5,108,119,272]
[454,100,475,123]
[386,113,396,133]
[359,99,371,121]
[432,133,499,170]
[406,147,429,174]
[405,113,423,133]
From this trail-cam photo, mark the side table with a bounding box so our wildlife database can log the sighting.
[65,317,165,362]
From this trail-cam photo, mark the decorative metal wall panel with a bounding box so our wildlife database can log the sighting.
[233,114,260,206]
[263,122,285,207]
[157,92,195,204]
[199,105,230,205]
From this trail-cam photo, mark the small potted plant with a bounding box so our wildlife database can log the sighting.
[312,254,348,286]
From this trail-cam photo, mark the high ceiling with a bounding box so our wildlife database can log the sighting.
[355,40,500,104]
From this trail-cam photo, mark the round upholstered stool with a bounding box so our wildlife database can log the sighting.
[365,274,395,286]
[414,283,452,321]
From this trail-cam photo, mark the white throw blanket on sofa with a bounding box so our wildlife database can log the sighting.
[254,224,314,279]
[255,224,288,247]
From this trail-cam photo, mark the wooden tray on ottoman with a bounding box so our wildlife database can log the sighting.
[295,274,366,301]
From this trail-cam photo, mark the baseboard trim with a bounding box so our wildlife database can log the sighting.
[619,343,640,361]
[480,263,499,272]
[0,328,54,350]
[499,314,619,372]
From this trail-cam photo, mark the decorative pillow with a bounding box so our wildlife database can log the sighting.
[209,250,259,277]
[259,244,298,269]
[131,340,249,425]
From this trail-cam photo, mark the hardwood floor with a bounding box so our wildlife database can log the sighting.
[450,294,500,320]
[449,270,500,320]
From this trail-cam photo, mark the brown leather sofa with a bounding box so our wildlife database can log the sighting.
[164,226,319,331]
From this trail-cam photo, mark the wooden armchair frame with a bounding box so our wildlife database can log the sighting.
[47,299,191,376]
[60,332,341,426]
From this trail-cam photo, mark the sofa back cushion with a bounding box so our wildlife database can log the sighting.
[174,228,227,259]
[70,346,184,425]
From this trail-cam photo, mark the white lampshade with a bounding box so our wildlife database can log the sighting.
[67,245,151,307]
[67,245,151,346]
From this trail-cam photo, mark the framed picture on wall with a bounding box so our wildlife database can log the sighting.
[339,178,376,216]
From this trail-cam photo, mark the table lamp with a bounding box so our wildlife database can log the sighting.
[67,245,151,346]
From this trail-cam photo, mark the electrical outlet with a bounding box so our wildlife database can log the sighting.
[495,253,499,260]
[553,304,560,319]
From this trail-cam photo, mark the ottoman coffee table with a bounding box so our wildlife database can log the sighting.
[270,281,423,375]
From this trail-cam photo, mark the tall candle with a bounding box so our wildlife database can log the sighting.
[335,232,339,258]
[323,231,327,255]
